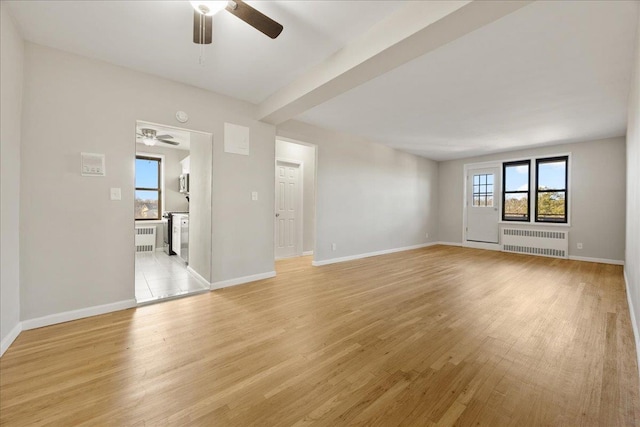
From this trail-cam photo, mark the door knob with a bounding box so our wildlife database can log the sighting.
[275,213,280,217]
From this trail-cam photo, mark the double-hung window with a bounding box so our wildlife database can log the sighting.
[502,160,530,221]
[501,155,569,224]
[535,156,568,223]
[135,155,162,220]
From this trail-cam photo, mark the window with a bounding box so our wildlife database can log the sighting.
[135,156,162,220]
[472,174,494,207]
[502,160,530,221]
[535,156,568,223]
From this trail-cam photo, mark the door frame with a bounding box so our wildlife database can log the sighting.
[274,157,304,260]
[462,161,502,251]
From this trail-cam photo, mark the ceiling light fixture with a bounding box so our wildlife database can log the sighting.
[190,1,228,16]
[142,137,156,146]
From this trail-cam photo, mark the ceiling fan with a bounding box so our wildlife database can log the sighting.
[136,129,179,146]
[190,0,283,44]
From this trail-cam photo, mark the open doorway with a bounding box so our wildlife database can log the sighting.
[134,121,213,304]
[274,138,316,261]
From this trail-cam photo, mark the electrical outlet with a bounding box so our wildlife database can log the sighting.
[331,243,337,251]
[425,232,429,239]
[577,243,583,250]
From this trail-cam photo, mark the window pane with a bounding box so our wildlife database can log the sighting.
[474,175,479,185]
[537,191,566,221]
[135,190,159,219]
[135,158,159,188]
[538,160,566,190]
[505,164,529,192]
[504,194,528,220]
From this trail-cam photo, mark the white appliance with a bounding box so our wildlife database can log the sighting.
[171,213,189,263]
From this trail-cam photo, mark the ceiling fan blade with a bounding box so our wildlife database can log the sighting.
[158,139,180,146]
[155,134,173,139]
[193,10,213,44]
[226,0,283,39]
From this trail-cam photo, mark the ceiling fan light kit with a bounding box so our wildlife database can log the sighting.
[191,0,283,46]
[137,128,180,146]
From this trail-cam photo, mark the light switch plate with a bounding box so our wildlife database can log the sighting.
[110,188,121,200]
[251,191,258,201]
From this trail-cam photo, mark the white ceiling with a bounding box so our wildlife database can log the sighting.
[5,0,404,104]
[297,0,639,160]
[6,1,639,161]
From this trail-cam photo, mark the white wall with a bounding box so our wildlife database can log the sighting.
[438,137,627,262]
[0,4,24,354]
[19,43,275,321]
[625,9,640,367]
[189,133,213,282]
[277,120,439,263]
[275,139,316,253]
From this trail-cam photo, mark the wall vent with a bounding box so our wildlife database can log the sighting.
[502,227,568,259]
[135,226,156,253]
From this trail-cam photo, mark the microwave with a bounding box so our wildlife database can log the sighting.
[179,173,189,194]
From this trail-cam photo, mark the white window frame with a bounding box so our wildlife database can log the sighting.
[135,151,165,223]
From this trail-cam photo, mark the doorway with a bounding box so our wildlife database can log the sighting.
[274,139,316,260]
[464,164,501,248]
[134,120,213,304]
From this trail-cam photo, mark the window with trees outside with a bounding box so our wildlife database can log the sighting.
[135,156,162,220]
[536,156,568,223]
[502,160,530,221]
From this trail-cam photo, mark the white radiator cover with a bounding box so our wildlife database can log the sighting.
[135,226,156,252]
[501,227,568,259]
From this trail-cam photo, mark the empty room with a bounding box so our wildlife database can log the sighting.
[1,0,639,425]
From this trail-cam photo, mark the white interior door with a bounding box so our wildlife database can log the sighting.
[275,161,301,258]
[466,167,500,244]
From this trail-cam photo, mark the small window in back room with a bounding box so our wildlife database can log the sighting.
[503,160,530,221]
[135,156,162,220]
[536,156,568,223]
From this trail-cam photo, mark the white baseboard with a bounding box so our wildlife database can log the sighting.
[436,241,463,247]
[22,299,137,331]
[0,322,23,357]
[302,251,314,256]
[568,256,624,265]
[624,269,640,379]
[312,242,437,267]
[211,271,276,290]
[187,266,211,288]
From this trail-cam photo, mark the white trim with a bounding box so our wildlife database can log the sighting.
[275,158,304,259]
[211,271,276,290]
[302,251,314,256]
[568,256,625,265]
[624,269,640,380]
[464,241,501,251]
[187,266,211,287]
[311,243,437,266]
[436,241,463,247]
[22,299,137,331]
[0,322,22,357]
[276,136,317,149]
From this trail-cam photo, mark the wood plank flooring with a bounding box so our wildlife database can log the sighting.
[1,246,639,426]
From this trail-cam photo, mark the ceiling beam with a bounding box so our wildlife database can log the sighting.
[257,0,533,125]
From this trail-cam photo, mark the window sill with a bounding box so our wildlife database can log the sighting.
[135,220,163,224]
[499,221,570,228]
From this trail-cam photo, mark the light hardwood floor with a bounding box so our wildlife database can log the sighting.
[1,246,639,426]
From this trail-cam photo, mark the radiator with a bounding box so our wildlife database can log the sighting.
[501,228,568,259]
[135,226,156,252]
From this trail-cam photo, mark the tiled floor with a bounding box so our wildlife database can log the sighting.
[135,250,209,303]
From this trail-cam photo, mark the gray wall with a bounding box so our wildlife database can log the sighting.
[189,133,213,282]
[275,139,316,253]
[277,120,439,263]
[0,4,24,351]
[19,43,275,321]
[625,9,640,363]
[438,137,627,261]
